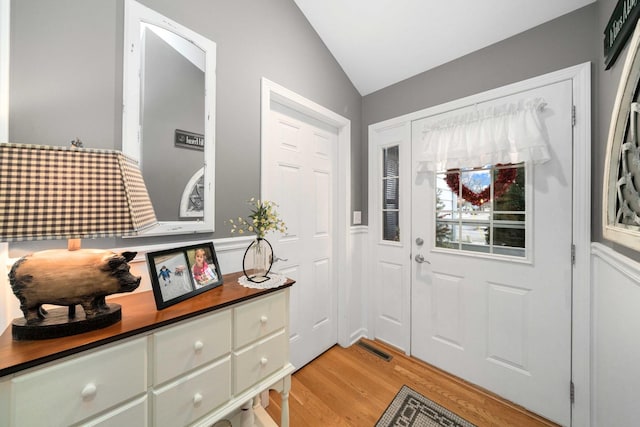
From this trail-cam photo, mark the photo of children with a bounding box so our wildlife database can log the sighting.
[147,242,223,310]
[188,247,219,287]
[151,251,194,302]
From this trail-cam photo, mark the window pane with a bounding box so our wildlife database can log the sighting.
[466,205,491,221]
[460,168,492,207]
[436,173,459,212]
[383,177,399,209]
[460,223,489,247]
[494,164,525,212]
[495,213,525,222]
[383,146,399,178]
[382,144,400,242]
[494,246,526,257]
[492,227,525,249]
[461,242,491,254]
[383,211,399,241]
[435,222,458,249]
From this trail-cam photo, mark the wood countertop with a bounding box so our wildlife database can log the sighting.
[0,271,294,377]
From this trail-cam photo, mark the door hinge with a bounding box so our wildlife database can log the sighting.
[571,244,576,266]
[570,381,575,404]
[572,105,576,126]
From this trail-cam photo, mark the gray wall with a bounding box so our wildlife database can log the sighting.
[8,0,362,251]
[10,0,639,262]
[594,0,640,261]
[361,0,640,261]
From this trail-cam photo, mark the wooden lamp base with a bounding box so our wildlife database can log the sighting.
[12,303,122,341]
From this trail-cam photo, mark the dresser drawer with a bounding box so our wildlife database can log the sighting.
[233,330,287,394]
[153,309,231,385]
[82,395,148,426]
[152,356,231,427]
[12,337,146,426]
[234,291,286,349]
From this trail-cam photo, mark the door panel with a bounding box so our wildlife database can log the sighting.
[264,100,338,370]
[411,80,573,425]
[368,122,412,352]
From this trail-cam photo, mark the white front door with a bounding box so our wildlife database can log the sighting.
[263,100,338,370]
[411,80,573,425]
[368,122,412,352]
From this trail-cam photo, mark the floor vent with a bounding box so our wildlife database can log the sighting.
[356,340,393,362]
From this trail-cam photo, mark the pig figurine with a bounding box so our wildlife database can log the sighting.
[9,249,141,324]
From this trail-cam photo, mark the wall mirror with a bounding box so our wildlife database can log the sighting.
[123,0,216,236]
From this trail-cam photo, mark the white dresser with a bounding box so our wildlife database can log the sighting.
[0,272,294,427]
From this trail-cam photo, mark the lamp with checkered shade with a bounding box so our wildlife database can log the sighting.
[0,143,158,340]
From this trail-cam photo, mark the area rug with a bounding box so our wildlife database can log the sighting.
[375,385,476,427]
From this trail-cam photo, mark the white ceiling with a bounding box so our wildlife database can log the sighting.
[294,0,596,95]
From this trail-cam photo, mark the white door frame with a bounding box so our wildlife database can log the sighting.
[367,62,591,426]
[260,78,352,348]
[0,0,11,333]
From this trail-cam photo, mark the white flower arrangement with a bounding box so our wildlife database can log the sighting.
[229,198,287,239]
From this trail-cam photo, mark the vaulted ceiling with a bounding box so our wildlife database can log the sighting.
[294,0,597,95]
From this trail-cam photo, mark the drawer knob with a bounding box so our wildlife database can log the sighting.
[81,383,97,400]
[193,340,204,352]
[260,315,268,324]
[193,392,203,405]
[260,357,268,366]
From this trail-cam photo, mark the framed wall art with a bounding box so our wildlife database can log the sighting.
[146,242,222,309]
[604,18,640,251]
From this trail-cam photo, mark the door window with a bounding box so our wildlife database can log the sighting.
[435,163,527,258]
[382,145,400,242]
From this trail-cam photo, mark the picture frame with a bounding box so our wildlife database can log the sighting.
[146,242,223,310]
[603,18,640,251]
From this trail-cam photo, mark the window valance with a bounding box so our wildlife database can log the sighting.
[417,98,550,172]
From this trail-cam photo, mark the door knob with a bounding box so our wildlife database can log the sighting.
[415,237,424,246]
[415,254,430,264]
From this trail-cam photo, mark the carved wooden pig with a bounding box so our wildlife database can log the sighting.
[9,249,140,323]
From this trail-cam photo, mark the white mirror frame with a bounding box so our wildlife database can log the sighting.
[123,0,216,236]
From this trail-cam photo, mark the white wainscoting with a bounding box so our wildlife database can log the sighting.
[348,225,368,345]
[591,242,640,426]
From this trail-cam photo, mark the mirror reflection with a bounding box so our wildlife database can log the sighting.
[141,23,205,221]
[123,0,216,236]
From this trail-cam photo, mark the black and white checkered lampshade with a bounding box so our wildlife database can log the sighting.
[0,143,157,241]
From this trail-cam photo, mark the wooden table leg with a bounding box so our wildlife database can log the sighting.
[280,375,291,427]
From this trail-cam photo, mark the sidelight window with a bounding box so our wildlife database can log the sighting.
[382,145,400,242]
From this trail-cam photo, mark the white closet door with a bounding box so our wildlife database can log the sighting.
[263,100,338,370]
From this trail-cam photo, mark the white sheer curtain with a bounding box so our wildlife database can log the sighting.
[417,98,550,172]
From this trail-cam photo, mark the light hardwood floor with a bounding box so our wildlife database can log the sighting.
[266,339,560,427]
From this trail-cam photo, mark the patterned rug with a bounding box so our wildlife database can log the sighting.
[375,385,476,427]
